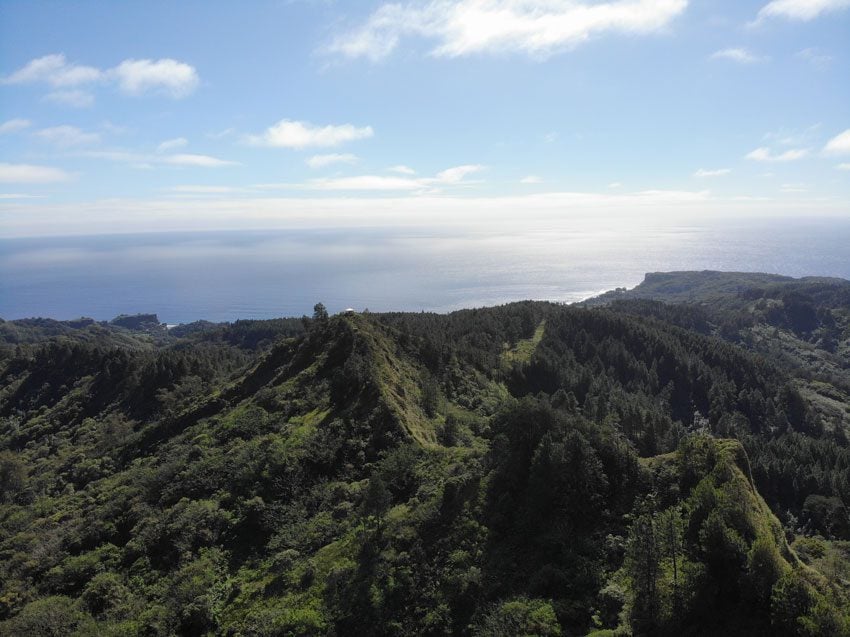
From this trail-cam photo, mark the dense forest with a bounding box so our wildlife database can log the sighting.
[1,271,849,636]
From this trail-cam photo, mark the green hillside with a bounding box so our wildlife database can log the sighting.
[1,293,849,635]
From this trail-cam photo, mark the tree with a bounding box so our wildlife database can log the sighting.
[626,508,661,632]
[0,596,91,636]
[746,535,788,605]
[0,451,26,504]
[472,598,561,636]
[313,303,329,323]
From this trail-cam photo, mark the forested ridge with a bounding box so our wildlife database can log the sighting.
[0,273,849,636]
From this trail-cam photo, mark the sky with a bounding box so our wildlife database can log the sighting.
[0,0,848,237]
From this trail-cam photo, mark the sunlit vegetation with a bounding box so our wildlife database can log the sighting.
[1,277,849,635]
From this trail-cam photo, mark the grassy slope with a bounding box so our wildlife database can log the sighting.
[501,319,546,366]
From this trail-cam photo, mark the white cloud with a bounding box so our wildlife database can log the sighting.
[520,175,543,184]
[780,183,807,193]
[0,193,43,199]
[745,147,808,161]
[82,150,237,168]
[160,154,237,168]
[693,168,731,177]
[280,164,484,191]
[44,89,95,108]
[607,182,623,189]
[2,53,102,87]
[837,163,850,171]
[306,153,359,168]
[35,125,100,147]
[823,129,850,155]
[2,54,199,99]
[710,47,764,63]
[435,164,483,183]
[0,118,31,134]
[327,0,689,61]
[170,185,244,194]
[389,165,416,174]
[0,162,71,183]
[157,137,189,153]
[308,175,425,191]
[111,59,199,98]
[754,0,850,22]
[248,119,374,148]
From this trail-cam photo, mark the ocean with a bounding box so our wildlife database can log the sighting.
[2,216,849,323]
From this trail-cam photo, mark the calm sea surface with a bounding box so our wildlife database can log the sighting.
[2,217,849,323]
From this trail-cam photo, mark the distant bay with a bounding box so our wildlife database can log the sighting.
[2,216,849,323]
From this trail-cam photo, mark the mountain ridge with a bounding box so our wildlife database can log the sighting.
[0,276,849,635]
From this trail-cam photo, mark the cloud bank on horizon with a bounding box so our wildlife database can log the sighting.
[0,0,848,235]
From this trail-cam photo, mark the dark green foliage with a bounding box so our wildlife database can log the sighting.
[0,451,26,504]
[1,284,849,635]
[472,597,561,636]
[0,595,91,636]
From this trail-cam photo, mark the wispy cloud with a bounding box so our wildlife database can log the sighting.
[157,137,189,153]
[693,168,731,177]
[754,0,850,23]
[836,163,850,171]
[520,175,543,184]
[2,53,199,101]
[710,47,765,64]
[327,0,689,61]
[306,175,427,191]
[762,124,821,147]
[35,125,100,147]
[2,53,102,87]
[169,185,246,194]
[795,48,832,69]
[0,118,31,135]
[435,164,483,183]
[262,164,485,192]
[0,162,71,183]
[163,154,235,167]
[206,128,235,140]
[247,119,374,149]
[81,150,237,168]
[389,165,416,174]
[306,153,359,168]
[745,147,808,162]
[823,129,850,155]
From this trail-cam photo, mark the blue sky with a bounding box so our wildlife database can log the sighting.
[0,0,848,236]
